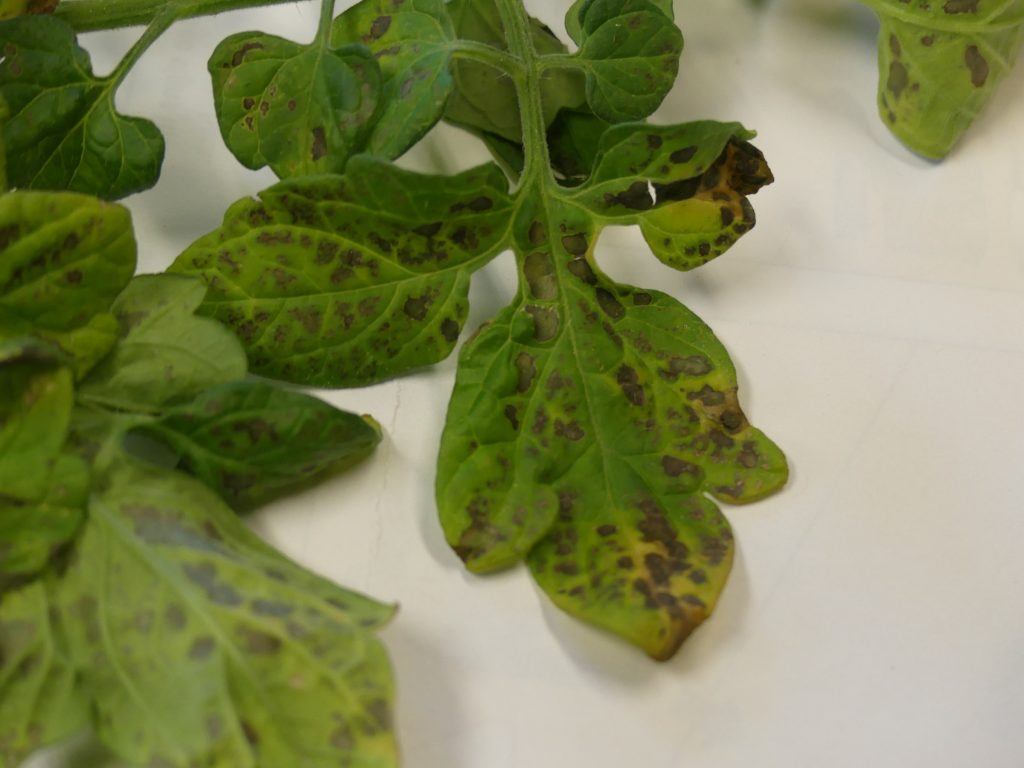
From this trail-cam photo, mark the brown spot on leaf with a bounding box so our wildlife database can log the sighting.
[965,45,988,87]
[943,0,978,12]
[662,455,700,478]
[369,15,392,39]
[311,127,328,162]
[595,287,625,320]
[670,146,697,164]
[617,365,645,406]
[403,295,430,321]
[524,251,557,300]
[441,318,460,342]
[231,41,264,67]
[515,351,536,393]
[525,305,559,341]
[561,233,588,256]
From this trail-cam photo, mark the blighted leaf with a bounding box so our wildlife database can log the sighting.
[568,121,773,269]
[0,582,88,765]
[565,0,675,44]
[443,0,586,143]
[209,30,381,178]
[79,274,247,413]
[50,459,396,767]
[137,381,382,510]
[862,0,1024,158]
[332,0,456,160]
[438,191,785,659]
[0,346,72,500]
[0,16,164,198]
[0,450,87,592]
[0,190,136,338]
[170,156,513,387]
[563,0,683,122]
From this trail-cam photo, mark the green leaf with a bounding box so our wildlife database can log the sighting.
[564,0,684,122]
[568,121,773,269]
[332,0,456,160]
[0,345,73,501]
[79,274,247,413]
[209,30,381,178]
[0,16,165,198]
[861,0,1024,158]
[136,381,382,510]
[0,450,88,593]
[437,121,784,659]
[0,190,136,339]
[170,156,513,387]
[443,0,587,143]
[546,108,611,183]
[49,458,397,767]
[0,582,88,765]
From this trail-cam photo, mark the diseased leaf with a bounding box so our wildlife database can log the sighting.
[79,274,247,412]
[0,190,136,338]
[567,121,773,269]
[0,450,87,593]
[209,30,381,178]
[332,0,456,160]
[171,156,513,387]
[546,108,611,183]
[0,345,73,501]
[137,381,382,510]
[437,122,785,659]
[0,16,164,198]
[861,0,1024,158]
[563,0,684,123]
[38,311,120,381]
[49,458,397,767]
[443,0,587,143]
[0,582,88,765]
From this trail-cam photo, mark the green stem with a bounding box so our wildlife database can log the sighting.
[316,0,336,45]
[493,0,551,188]
[107,9,177,87]
[55,0,299,32]
[450,41,523,78]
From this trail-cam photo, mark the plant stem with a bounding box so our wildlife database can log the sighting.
[493,0,551,189]
[107,9,177,87]
[316,0,336,45]
[450,41,523,78]
[55,0,298,32]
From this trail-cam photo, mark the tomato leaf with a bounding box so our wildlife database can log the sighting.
[137,381,382,510]
[861,0,1024,158]
[331,0,456,160]
[48,458,397,767]
[0,16,165,198]
[209,30,381,178]
[79,274,247,412]
[170,156,513,386]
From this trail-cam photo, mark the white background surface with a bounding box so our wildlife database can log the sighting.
[31,0,1024,766]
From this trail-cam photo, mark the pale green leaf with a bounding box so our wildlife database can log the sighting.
[170,156,513,387]
[861,0,1024,157]
[79,274,247,413]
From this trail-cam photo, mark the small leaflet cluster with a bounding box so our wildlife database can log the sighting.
[0,191,396,766]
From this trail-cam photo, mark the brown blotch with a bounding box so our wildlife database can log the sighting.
[561,233,588,256]
[644,552,670,585]
[670,146,697,164]
[403,295,430,321]
[647,134,663,149]
[231,41,264,67]
[188,636,216,660]
[65,269,82,283]
[921,34,935,46]
[633,292,652,305]
[311,127,328,162]
[567,256,597,285]
[617,365,645,406]
[662,455,700,478]
[943,0,978,12]
[964,45,988,87]
[441,317,460,343]
[504,404,520,430]
[369,15,392,39]
[597,524,617,537]
[525,305,560,341]
[595,287,625,320]
[617,556,634,569]
[515,351,536,393]
[413,221,442,238]
[524,251,558,300]
[528,220,546,244]
[553,419,584,441]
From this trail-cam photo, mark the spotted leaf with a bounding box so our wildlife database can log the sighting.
[136,381,382,510]
[562,0,683,123]
[78,274,247,413]
[332,0,456,160]
[443,0,587,143]
[0,582,89,765]
[209,30,381,178]
[170,156,513,387]
[861,0,1024,158]
[0,16,165,198]
[568,121,773,270]
[437,192,786,659]
[47,458,397,767]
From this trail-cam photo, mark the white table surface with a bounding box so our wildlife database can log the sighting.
[29,0,1024,765]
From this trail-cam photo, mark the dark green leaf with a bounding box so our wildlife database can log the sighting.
[332,0,456,160]
[0,190,135,339]
[567,121,773,269]
[79,274,247,413]
[209,30,381,178]
[443,0,586,142]
[170,156,513,387]
[0,450,87,592]
[437,123,784,659]
[0,582,88,765]
[564,0,684,122]
[0,346,72,500]
[546,108,611,183]
[49,458,397,767]
[137,381,382,510]
[862,0,1024,158]
[0,16,164,198]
